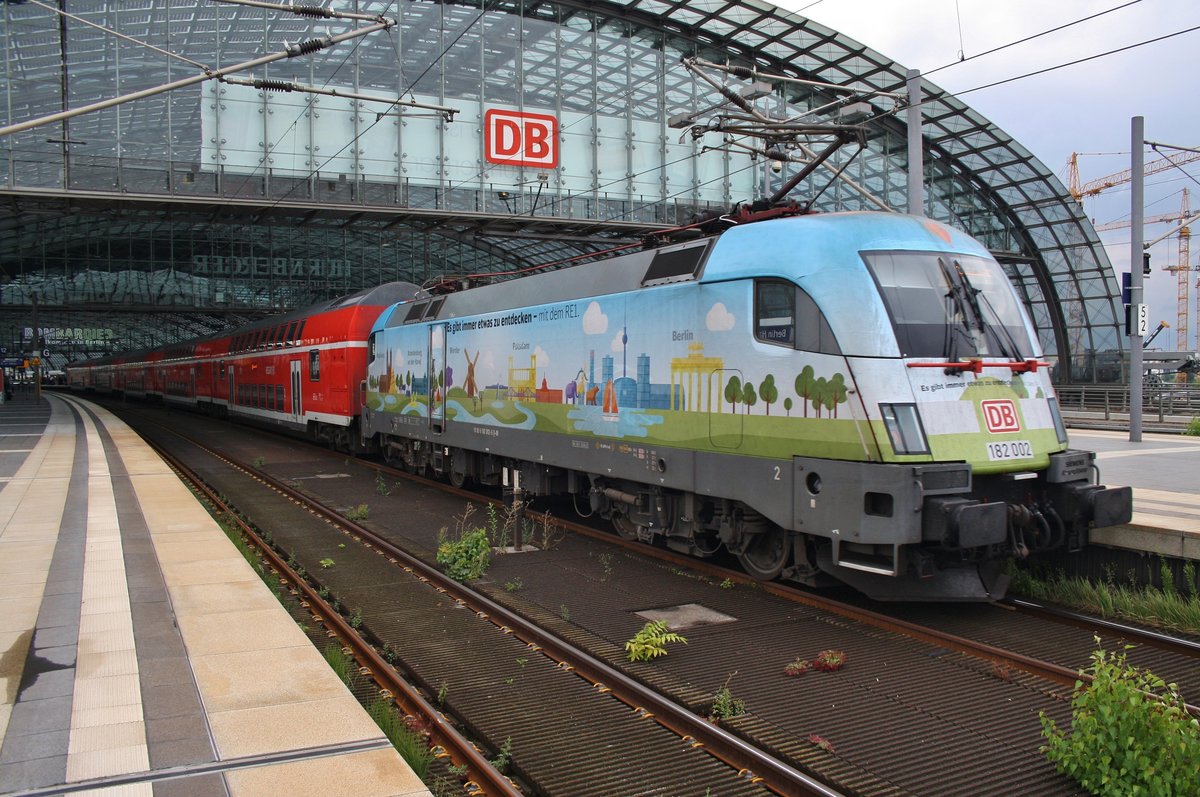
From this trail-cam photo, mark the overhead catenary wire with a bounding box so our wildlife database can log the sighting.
[922,0,1144,77]
[952,24,1200,97]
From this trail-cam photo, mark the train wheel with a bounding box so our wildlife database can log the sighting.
[737,526,790,581]
[611,513,641,541]
[449,469,467,488]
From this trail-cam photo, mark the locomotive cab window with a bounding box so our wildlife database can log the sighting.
[309,349,320,381]
[755,280,840,354]
[755,281,794,346]
[368,332,378,362]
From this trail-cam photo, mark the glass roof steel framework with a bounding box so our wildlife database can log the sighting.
[0,0,1123,383]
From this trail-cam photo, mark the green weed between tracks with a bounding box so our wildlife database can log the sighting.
[1007,560,1200,636]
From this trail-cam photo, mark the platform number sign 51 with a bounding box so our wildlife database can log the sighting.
[484,109,558,168]
[981,399,1021,433]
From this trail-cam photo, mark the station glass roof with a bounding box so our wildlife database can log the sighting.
[0,0,1123,380]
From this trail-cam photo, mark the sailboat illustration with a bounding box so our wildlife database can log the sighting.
[601,378,619,419]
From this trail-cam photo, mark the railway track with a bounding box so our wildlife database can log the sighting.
[127,406,838,797]
[109,401,1200,796]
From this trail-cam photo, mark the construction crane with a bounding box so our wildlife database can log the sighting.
[1070,150,1200,351]
[1067,150,1200,202]
[1143,320,1169,349]
[1094,189,1196,350]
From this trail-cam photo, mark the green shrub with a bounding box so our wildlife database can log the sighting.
[436,527,490,581]
[709,673,746,721]
[1041,641,1200,796]
[344,503,370,521]
[1185,416,1200,436]
[624,620,687,662]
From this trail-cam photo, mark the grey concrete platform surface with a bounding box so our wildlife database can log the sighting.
[0,390,429,797]
[1069,429,1200,560]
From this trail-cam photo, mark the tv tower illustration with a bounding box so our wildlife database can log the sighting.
[621,325,628,377]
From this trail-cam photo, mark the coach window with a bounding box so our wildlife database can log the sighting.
[296,320,306,346]
[755,280,794,346]
[272,325,285,348]
[309,349,320,381]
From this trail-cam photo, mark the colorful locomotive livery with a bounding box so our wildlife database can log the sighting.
[361,211,1131,600]
[69,211,1132,600]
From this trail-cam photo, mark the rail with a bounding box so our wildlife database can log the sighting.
[139,411,842,797]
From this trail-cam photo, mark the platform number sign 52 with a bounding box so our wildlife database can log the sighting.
[484,109,558,168]
[981,399,1021,433]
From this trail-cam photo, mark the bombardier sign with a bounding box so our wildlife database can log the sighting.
[484,109,558,168]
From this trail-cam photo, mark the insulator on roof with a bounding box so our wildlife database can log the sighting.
[253,79,295,93]
[285,35,333,57]
[290,4,334,18]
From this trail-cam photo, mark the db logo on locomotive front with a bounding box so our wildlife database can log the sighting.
[981,399,1021,433]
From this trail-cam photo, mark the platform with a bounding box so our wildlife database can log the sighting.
[0,390,429,797]
[1068,429,1200,561]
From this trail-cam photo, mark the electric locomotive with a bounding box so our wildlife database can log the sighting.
[361,211,1131,600]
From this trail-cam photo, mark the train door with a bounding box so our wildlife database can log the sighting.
[429,323,446,434]
[709,368,744,449]
[290,360,303,422]
[227,367,236,412]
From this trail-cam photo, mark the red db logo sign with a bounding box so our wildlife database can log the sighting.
[981,399,1021,433]
[484,109,558,168]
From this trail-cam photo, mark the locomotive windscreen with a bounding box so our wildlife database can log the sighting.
[862,251,1035,360]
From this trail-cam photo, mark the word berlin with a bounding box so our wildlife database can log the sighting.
[191,255,349,278]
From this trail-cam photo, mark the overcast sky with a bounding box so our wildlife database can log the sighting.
[766,0,1199,350]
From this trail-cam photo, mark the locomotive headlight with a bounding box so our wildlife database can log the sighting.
[880,403,930,455]
[1047,397,1068,444]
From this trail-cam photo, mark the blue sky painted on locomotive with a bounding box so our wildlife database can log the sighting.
[774,0,1200,349]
